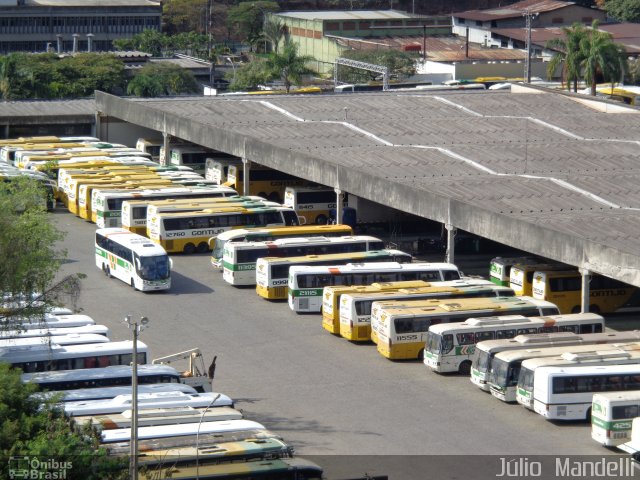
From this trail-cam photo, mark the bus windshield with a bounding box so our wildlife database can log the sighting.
[490,358,519,388]
[474,349,491,372]
[135,254,170,281]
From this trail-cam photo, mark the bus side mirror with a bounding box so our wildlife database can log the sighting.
[298,215,307,225]
[135,258,141,269]
[169,258,173,270]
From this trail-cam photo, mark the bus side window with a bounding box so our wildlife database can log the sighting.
[474,331,495,342]
[496,329,516,339]
[559,325,579,333]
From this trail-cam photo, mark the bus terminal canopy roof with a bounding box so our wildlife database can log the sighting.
[95,87,640,287]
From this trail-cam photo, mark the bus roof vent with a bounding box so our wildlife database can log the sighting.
[466,315,528,326]
[514,332,578,343]
[561,350,631,362]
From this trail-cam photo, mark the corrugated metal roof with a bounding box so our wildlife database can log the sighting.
[455,0,578,21]
[331,35,527,61]
[0,99,94,118]
[25,0,159,6]
[276,10,420,21]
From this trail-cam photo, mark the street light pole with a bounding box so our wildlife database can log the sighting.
[125,315,149,480]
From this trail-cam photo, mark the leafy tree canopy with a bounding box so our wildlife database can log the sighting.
[226,58,272,91]
[0,363,127,479]
[227,1,280,51]
[113,29,209,59]
[127,61,201,97]
[0,53,125,100]
[162,0,208,35]
[337,49,419,84]
[603,0,640,22]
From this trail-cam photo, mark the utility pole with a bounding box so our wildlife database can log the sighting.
[524,9,538,83]
[207,0,213,86]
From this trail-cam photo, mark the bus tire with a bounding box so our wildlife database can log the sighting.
[589,305,600,314]
[184,243,196,254]
[315,214,328,225]
[586,407,592,422]
[571,306,581,314]
[131,278,137,290]
[458,360,472,375]
[105,266,111,278]
[257,192,268,200]
[417,348,424,361]
[197,242,209,253]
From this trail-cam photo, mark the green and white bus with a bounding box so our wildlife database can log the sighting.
[255,249,413,299]
[424,313,605,375]
[489,256,540,286]
[95,228,171,291]
[223,235,386,286]
[471,329,640,392]
[592,391,640,447]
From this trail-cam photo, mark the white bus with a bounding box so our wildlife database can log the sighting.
[101,418,265,443]
[75,405,242,430]
[336,280,514,341]
[7,313,95,330]
[256,250,413,300]
[167,146,212,174]
[63,391,233,416]
[517,346,640,411]
[33,383,198,403]
[531,363,640,421]
[283,186,349,225]
[0,324,109,340]
[375,296,559,361]
[95,228,171,292]
[0,340,147,373]
[424,313,605,375]
[288,262,461,313]
[592,391,640,447]
[223,235,386,286]
[93,185,237,227]
[0,333,110,348]
[471,330,640,392]
[22,364,189,390]
[149,205,300,254]
[135,138,163,162]
[489,339,640,403]
[204,155,242,183]
[210,224,353,268]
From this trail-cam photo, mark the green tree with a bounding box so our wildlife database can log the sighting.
[628,58,640,83]
[227,1,279,51]
[603,0,640,22]
[127,62,200,97]
[337,49,418,84]
[226,58,272,91]
[580,20,628,95]
[114,29,166,57]
[262,17,285,54]
[545,23,588,92]
[0,176,83,325]
[0,363,127,479]
[162,0,207,34]
[264,39,316,93]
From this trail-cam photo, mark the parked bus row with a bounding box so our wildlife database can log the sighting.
[0,301,323,479]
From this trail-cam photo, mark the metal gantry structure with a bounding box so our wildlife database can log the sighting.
[333,57,389,91]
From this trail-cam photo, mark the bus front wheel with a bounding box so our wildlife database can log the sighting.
[571,306,581,314]
[315,214,328,225]
[417,348,424,361]
[131,278,137,290]
[459,360,472,375]
[589,305,601,314]
[105,265,111,278]
[184,243,196,254]
[197,242,209,253]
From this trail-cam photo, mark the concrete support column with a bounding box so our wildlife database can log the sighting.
[161,131,171,166]
[56,34,63,54]
[334,188,342,225]
[580,268,591,313]
[72,33,79,53]
[445,224,456,265]
[242,157,250,197]
[93,112,102,140]
[4,124,9,139]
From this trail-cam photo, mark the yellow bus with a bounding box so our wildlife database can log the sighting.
[337,279,515,341]
[210,224,353,268]
[0,142,91,163]
[226,164,309,203]
[321,281,433,335]
[148,205,300,254]
[532,269,640,314]
[509,262,567,296]
[284,186,349,225]
[374,296,560,360]
[122,196,265,235]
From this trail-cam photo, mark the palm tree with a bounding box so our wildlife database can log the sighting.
[262,18,285,54]
[580,20,628,96]
[545,23,587,92]
[265,39,315,93]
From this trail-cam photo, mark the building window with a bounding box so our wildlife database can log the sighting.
[475,20,482,26]
[552,17,563,24]
[342,21,356,30]
[389,20,402,26]
[459,18,466,24]
[325,21,339,30]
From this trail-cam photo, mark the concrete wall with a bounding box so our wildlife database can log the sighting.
[96,116,161,148]
[454,60,547,80]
